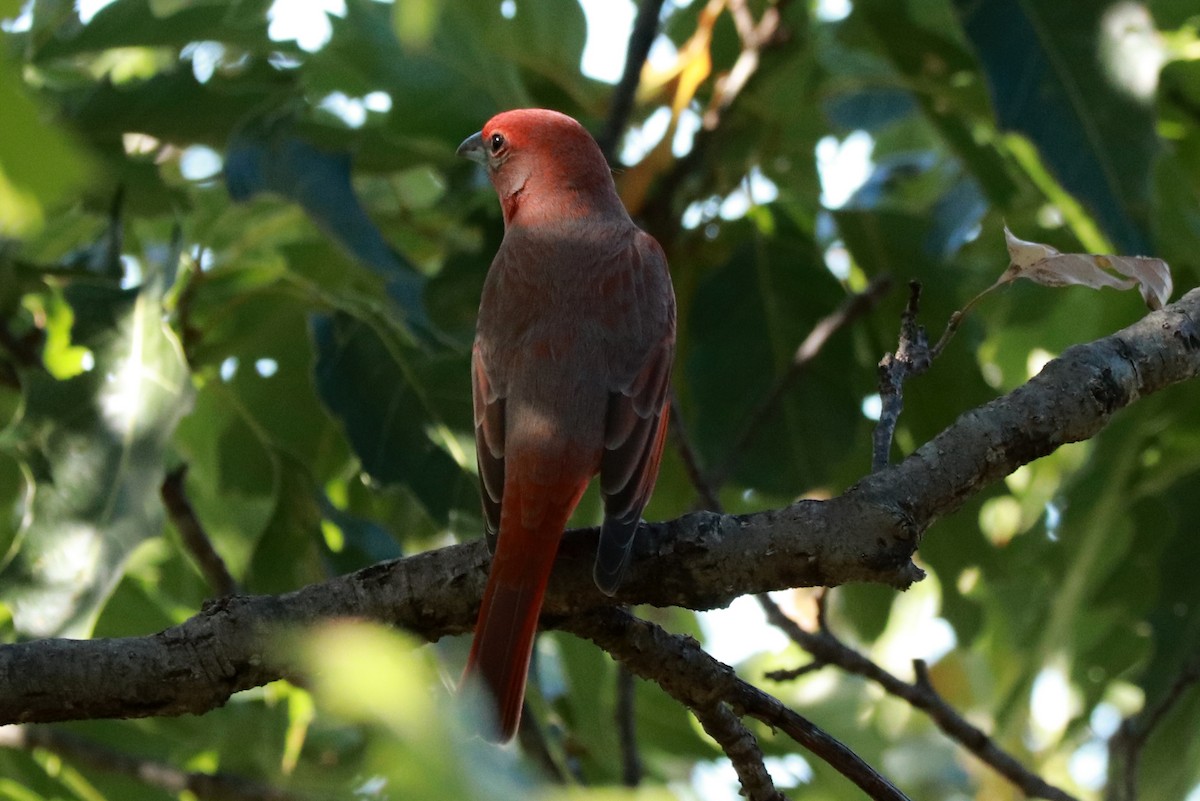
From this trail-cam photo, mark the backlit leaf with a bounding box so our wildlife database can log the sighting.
[0,276,192,636]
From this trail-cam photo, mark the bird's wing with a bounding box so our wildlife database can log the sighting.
[595,233,675,594]
[472,343,505,552]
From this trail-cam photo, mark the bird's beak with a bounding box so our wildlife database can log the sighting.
[457,131,487,166]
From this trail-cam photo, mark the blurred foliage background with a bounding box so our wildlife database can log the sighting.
[1,0,1199,799]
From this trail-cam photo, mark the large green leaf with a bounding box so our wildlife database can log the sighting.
[311,310,475,526]
[0,277,192,637]
[950,0,1158,253]
[0,50,89,236]
[63,62,294,149]
[224,116,435,338]
[851,0,1020,208]
[305,0,593,151]
[686,208,868,495]
[245,456,326,595]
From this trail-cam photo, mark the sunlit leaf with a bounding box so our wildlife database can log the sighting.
[0,275,192,636]
[0,55,89,236]
[294,621,535,800]
[31,0,277,60]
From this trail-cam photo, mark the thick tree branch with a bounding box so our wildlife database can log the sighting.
[1,289,1198,728]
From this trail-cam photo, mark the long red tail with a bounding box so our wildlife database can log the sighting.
[463,476,587,741]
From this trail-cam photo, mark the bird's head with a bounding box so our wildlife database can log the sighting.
[457,109,625,227]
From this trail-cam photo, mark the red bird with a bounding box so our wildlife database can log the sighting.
[457,109,676,741]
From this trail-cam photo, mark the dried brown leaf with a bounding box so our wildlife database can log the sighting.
[998,227,1172,310]
[1098,254,1173,310]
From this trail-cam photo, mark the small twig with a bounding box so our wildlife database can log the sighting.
[1106,654,1200,801]
[693,702,786,801]
[762,591,828,680]
[762,661,825,682]
[174,247,205,366]
[643,0,793,237]
[669,393,725,511]
[160,464,239,597]
[873,282,932,472]
[598,0,669,163]
[703,0,788,129]
[733,680,908,801]
[565,607,911,801]
[758,596,1079,801]
[615,665,643,787]
[0,725,303,801]
[708,274,894,488]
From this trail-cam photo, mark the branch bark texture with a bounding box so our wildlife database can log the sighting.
[1,288,1198,726]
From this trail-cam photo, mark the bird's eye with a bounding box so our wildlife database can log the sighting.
[489,132,506,154]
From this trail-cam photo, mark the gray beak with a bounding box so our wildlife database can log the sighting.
[456,131,487,166]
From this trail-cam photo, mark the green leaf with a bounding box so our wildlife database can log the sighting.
[296,621,535,800]
[950,0,1158,253]
[1139,688,1200,801]
[245,456,327,594]
[850,0,1020,208]
[63,61,293,148]
[0,276,192,637]
[687,209,868,494]
[311,310,474,525]
[0,53,90,236]
[224,117,436,338]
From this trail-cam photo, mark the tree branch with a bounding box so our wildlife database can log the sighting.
[670,392,724,511]
[874,281,931,471]
[564,607,909,801]
[707,273,894,488]
[598,0,669,163]
[161,464,239,597]
[759,596,1080,801]
[643,0,794,236]
[704,0,788,129]
[692,701,786,801]
[1,288,1198,729]
[1106,652,1200,801]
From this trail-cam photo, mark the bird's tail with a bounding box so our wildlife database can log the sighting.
[463,476,587,741]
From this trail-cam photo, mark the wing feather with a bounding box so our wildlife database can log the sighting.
[473,345,505,551]
[594,233,675,593]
